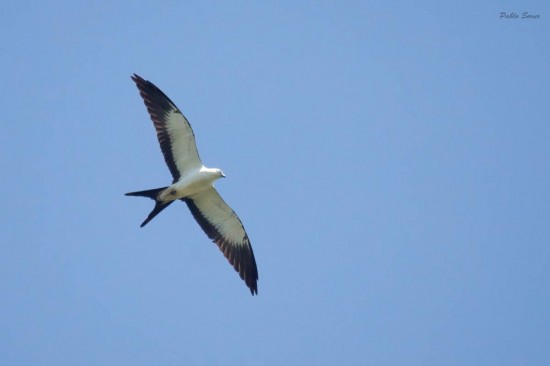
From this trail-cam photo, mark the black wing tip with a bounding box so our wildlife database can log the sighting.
[131,73,154,94]
[249,282,258,296]
[131,74,147,88]
[245,254,259,296]
[131,73,143,82]
[225,243,259,296]
[244,241,259,296]
[130,73,179,113]
[182,198,259,296]
[131,73,154,93]
[240,251,259,296]
[221,243,259,296]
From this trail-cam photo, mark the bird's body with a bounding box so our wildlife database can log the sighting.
[157,167,224,203]
[126,74,258,295]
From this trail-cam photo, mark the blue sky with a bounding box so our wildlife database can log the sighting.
[1,1,549,365]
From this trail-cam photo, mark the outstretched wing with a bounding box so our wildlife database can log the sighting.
[132,74,202,182]
[182,188,258,295]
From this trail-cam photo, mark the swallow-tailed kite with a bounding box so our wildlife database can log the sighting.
[126,74,258,295]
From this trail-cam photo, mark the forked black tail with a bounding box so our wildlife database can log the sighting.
[125,187,173,227]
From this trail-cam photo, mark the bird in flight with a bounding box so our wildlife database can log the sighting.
[126,74,258,295]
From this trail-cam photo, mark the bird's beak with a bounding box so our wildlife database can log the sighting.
[221,173,226,178]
